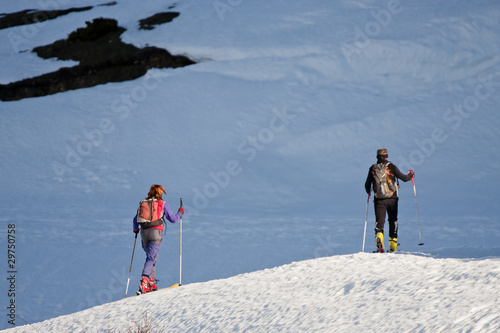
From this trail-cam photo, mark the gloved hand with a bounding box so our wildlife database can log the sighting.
[178,207,185,215]
[409,170,415,179]
[133,229,139,234]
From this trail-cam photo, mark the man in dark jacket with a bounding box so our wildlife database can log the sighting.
[365,148,414,252]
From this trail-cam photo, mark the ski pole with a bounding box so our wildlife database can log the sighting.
[125,232,138,297]
[362,192,370,252]
[411,173,424,246]
[179,198,183,286]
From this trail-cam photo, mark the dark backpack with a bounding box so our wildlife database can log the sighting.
[136,199,165,229]
[372,163,398,199]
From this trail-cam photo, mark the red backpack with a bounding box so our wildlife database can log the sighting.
[136,199,165,229]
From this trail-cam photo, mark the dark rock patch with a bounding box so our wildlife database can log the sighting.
[139,12,180,30]
[97,1,118,7]
[0,18,195,102]
[0,2,116,30]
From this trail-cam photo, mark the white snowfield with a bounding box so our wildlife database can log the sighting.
[6,253,500,333]
[1,0,500,331]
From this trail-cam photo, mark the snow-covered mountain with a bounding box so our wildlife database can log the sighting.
[4,253,500,332]
[1,0,499,331]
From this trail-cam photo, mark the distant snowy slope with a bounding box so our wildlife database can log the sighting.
[1,0,499,218]
[5,253,500,332]
[1,0,500,329]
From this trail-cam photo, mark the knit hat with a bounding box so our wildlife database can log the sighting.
[377,148,388,158]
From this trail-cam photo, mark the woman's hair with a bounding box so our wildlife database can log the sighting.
[146,184,166,200]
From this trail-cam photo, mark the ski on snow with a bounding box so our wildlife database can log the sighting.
[133,283,180,297]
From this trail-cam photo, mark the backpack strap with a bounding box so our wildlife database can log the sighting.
[387,162,399,186]
[158,199,167,234]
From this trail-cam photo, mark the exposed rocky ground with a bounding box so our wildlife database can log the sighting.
[0,6,194,101]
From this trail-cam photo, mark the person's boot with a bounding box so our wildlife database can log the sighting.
[375,232,385,253]
[137,276,151,294]
[149,277,158,291]
[389,237,398,253]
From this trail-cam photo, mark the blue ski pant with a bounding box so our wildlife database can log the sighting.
[140,228,163,279]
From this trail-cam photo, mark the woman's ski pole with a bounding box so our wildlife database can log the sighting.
[362,192,370,252]
[125,233,138,297]
[179,198,183,286]
[411,173,424,246]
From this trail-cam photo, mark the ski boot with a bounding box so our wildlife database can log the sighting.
[389,237,398,253]
[137,276,152,295]
[149,277,158,291]
[375,232,385,253]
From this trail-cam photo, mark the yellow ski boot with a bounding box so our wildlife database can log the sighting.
[375,232,385,253]
[389,237,398,253]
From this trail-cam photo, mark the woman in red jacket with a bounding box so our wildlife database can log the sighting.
[133,184,184,294]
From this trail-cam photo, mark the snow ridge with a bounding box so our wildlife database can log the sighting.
[5,253,500,332]
[1,0,500,330]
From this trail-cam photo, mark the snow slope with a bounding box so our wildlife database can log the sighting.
[5,253,500,332]
[1,0,500,330]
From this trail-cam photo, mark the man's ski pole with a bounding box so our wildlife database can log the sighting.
[125,232,138,297]
[362,192,370,252]
[179,198,183,286]
[411,173,424,246]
